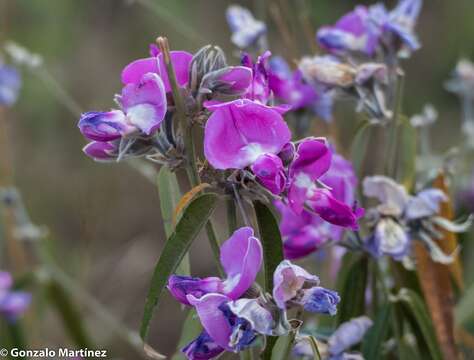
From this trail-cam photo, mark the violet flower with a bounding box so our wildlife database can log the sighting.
[0,271,31,321]
[0,63,21,107]
[203,99,291,170]
[363,176,472,264]
[276,152,358,259]
[226,5,267,49]
[78,72,167,161]
[273,260,340,315]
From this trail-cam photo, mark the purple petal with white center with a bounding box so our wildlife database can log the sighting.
[203,99,291,170]
[228,298,274,335]
[182,331,225,360]
[220,227,263,300]
[121,50,192,92]
[405,189,447,220]
[328,316,373,356]
[251,154,286,195]
[120,72,167,135]
[187,293,233,351]
[301,286,340,315]
[289,138,332,181]
[167,275,223,306]
[82,141,118,162]
[78,110,131,141]
[273,260,319,309]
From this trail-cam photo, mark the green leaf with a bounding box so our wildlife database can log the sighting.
[393,288,443,360]
[350,120,373,179]
[46,279,93,348]
[254,201,284,293]
[362,304,391,360]
[171,310,202,360]
[336,253,368,325]
[269,330,296,360]
[140,193,218,341]
[455,281,474,326]
[157,167,189,275]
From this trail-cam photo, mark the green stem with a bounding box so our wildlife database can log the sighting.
[157,37,222,273]
[386,71,405,178]
[226,196,237,236]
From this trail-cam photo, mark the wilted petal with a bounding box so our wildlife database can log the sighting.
[168,275,223,306]
[363,176,408,216]
[301,286,340,315]
[82,141,118,162]
[273,260,319,309]
[299,56,356,88]
[121,51,192,92]
[187,294,233,351]
[290,138,332,181]
[182,331,225,360]
[204,99,291,169]
[78,110,131,141]
[121,73,167,135]
[228,298,274,335]
[368,218,410,259]
[220,227,263,299]
[251,154,286,194]
[328,316,373,356]
[405,189,447,220]
[418,231,458,264]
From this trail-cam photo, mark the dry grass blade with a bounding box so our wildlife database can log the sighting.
[414,171,460,360]
[172,183,211,226]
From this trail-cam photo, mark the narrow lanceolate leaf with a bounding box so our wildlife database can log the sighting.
[172,183,211,225]
[171,310,202,360]
[362,304,391,360]
[414,172,459,360]
[157,166,189,275]
[336,253,368,325]
[254,201,284,293]
[269,320,300,360]
[46,279,93,349]
[393,288,443,360]
[140,193,218,341]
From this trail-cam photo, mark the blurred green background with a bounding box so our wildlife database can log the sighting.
[2,0,474,357]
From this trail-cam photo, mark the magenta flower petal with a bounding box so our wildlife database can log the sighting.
[310,189,362,230]
[220,227,263,300]
[320,153,357,205]
[204,99,291,170]
[82,141,118,161]
[187,293,233,351]
[120,72,167,135]
[167,275,223,306]
[251,154,286,195]
[273,260,319,309]
[78,110,131,141]
[121,51,192,92]
[289,138,332,181]
[217,66,252,94]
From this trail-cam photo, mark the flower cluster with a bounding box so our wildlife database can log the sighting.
[0,271,31,321]
[167,227,339,359]
[363,176,472,265]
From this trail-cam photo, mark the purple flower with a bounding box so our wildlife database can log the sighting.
[251,154,287,195]
[121,48,192,93]
[79,72,167,160]
[182,331,225,360]
[203,99,291,170]
[317,6,379,56]
[226,5,267,49]
[286,139,363,230]
[82,141,119,162]
[0,63,21,107]
[168,227,262,305]
[0,271,31,321]
[241,52,272,105]
[273,261,339,314]
[327,316,373,357]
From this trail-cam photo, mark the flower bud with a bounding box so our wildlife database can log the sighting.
[189,45,227,93]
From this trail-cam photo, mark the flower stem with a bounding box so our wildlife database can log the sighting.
[156,37,222,271]
[226,196,238,236]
